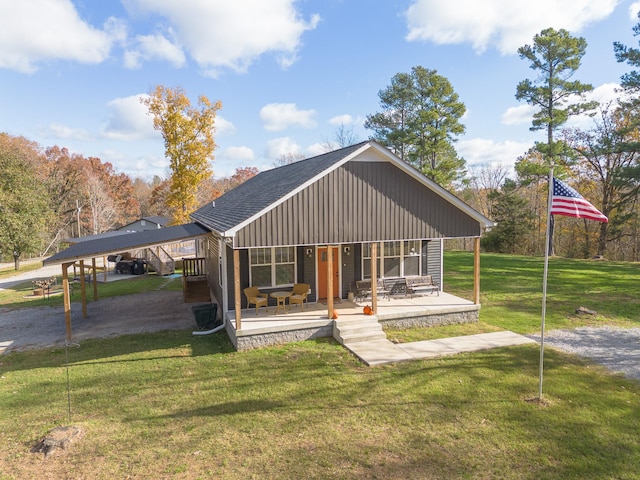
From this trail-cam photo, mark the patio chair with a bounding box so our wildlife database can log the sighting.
[244,286,269,315]
[289,283,310,311]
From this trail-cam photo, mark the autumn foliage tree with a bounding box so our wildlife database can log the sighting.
[142,85,222,225]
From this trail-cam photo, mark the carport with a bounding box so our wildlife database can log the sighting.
[42,223,211,342]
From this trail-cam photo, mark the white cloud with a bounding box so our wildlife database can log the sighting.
[307,142,332,157]
[44,123,93,141]
[629,2,640,19]
[458,138,532,170]
[102,94,157,141]
[266,137,302,158]
[584,82,625,104]
[329,114,354,126]
[0,0,124,73]
[125,0,320,73]
[566,82,626,129]
[503,82,625,128]
[102,93,233,144]
[215,146,257,177]
[222,146,255,162]
[260,103,317,131]
[124,32,185,69]
[214,116,236,136]
[97,149,168,180]
[405,0,619,54]
[501,105,536,126]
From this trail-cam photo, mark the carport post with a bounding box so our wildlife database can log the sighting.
[62,262,73,342]
[79,260,87,318]
[92,258,98,300]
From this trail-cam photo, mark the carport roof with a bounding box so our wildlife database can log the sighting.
[43,222,210,266]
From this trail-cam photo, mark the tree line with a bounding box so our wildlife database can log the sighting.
[5,19,640,267]
[367,21,640,262]
[0,132,257,268]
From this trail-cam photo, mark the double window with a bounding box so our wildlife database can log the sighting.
[362,240,421,278]
[250,247,295,287]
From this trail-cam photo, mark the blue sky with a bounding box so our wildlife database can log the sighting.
[1,0,639,181]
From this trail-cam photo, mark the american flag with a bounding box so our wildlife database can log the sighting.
[550,177,608,223]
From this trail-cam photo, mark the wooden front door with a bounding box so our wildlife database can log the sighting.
[317,247,339,300]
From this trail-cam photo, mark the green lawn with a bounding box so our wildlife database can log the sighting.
[0,252,639,479]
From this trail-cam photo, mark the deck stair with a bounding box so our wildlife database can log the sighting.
[183,278,211,303]
[333,315,387,345]
[182,257,211,303]
[145,246,175,276]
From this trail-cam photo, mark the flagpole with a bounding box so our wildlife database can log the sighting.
[539,167,554,399]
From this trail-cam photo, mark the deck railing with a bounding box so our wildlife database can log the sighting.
[183,257,206,277]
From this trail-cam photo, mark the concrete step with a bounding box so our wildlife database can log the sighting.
[340,331,388,344]
[333,315,387,345]
[338,324,384,336]
[334,317,379,328]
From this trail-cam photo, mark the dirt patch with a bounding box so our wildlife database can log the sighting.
[0,290,198,354]
[31,426,84,458]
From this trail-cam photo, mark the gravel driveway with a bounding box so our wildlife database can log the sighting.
[529,327,640,381]
[0,290,196,354]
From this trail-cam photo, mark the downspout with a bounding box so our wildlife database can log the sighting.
[192,317,226,336]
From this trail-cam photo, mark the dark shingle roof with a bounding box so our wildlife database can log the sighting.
[65,230,135,244]
[43,223,210,266]
[143,215,169,226]
[191,141,369,233]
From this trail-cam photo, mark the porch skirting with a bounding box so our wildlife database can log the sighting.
[377,304,480,329]
[226,322,334,351]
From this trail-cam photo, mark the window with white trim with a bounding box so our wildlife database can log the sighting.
[383,241,401,277]
[362,243,380,279]
[361,241,422,279]
[250,247,295,287]
[403,240,421,276]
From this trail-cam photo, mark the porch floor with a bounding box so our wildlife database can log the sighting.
[227,291,477,335]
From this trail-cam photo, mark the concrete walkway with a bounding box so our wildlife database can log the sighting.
[345,331,537,366]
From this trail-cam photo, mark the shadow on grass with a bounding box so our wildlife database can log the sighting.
[0,329,236,374]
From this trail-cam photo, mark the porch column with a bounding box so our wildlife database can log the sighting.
[61,262,73,342]
[92,257,98,301]
[102,256,107,283]
[473,237,480,305]
[371,242,378,315]
[79,260,87,318]
[234,249,241,330]
[327,245,334,319]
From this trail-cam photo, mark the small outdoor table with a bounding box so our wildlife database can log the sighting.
[271,291,292,315]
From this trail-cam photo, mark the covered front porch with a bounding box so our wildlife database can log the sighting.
[224,291,479,351]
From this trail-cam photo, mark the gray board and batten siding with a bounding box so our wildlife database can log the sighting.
[231,160,481,249]
[190,141,491,248]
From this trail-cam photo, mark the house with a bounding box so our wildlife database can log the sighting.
[117,216,169,232]
[189,140,494,349]
[43,141,493,350]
